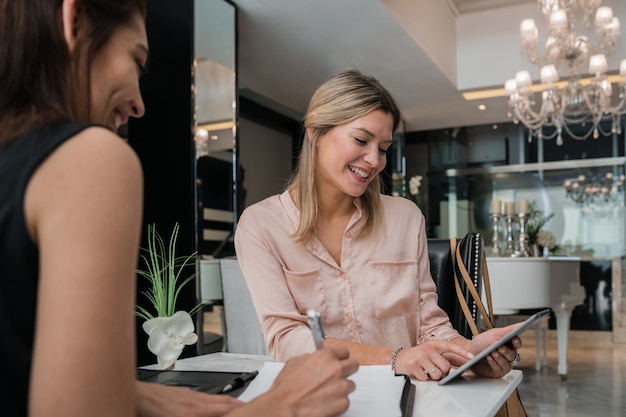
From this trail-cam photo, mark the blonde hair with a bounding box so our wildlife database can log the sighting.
[288,69,402,243]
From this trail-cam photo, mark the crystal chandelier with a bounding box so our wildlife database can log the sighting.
[505,0,626,145]
[563,169,625,206]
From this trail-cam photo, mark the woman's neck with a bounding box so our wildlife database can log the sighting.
[316,189,356,219]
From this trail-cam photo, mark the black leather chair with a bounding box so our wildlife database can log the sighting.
[428,233,484,339]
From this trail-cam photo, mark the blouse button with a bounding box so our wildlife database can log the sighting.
[345,231,352,238]
[341,273,348,280]
[346,313,353,322]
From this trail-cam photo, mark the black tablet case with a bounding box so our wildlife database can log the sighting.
[137,369,254,397]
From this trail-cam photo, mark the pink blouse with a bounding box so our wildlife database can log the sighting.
[234,191,460,361]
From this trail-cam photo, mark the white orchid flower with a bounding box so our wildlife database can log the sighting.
[409,175,423,196]
[143,310,198,369]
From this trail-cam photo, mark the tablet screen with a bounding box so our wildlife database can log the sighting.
[438,308,550,385]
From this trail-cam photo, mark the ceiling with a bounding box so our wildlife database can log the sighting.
[232,0,626,133]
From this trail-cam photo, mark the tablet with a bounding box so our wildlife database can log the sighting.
[438,308,550,385]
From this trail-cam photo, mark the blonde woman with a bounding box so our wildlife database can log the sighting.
[235,69,522,382]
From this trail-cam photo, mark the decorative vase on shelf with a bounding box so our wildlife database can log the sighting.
[530,244,541,257]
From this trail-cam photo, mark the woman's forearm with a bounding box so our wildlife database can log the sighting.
[323,337,394,365]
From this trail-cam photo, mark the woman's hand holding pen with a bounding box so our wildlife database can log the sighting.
[260,348,359,417]
[136,348,359,417]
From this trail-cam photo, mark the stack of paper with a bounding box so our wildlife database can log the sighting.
[238,362,406,417]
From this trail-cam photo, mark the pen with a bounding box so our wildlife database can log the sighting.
[220,371,259,393]
[307,309,326,350]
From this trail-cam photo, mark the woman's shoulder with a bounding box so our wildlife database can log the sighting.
[242,193,282,213]
[379,194,425,228]
[239,194,281,222]
[61,126,141,168]
[238,192,294,230]
[380,193,421,212]
[29,124,142,199]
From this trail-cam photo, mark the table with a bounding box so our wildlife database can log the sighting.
[149,352,522,417]
[485,257,583,379]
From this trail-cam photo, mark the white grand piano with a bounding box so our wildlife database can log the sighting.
[484,257,584,379]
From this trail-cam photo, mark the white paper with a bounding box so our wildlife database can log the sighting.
[238,362,405,417]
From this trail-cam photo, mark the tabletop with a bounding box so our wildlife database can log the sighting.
[144,352,523,417]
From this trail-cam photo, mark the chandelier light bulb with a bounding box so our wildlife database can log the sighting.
[589,54,608,76]
[515,70,532,89]
[540,65,559,84]
[549,9,568,32]
[607,17,620,36]
[195,127,209,142]
[505,78,518,96]
[520,18,539,42]
[544,36,561,62]
[595,6,613,28]
[194,128,209,158]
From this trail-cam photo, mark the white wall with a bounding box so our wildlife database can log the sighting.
[238,117,293,207]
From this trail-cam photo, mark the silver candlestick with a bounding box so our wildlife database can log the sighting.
[514,212,530,257]
[489,212,501,256]
[503,214,516,257]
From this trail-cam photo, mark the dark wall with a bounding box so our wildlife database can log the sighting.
[128,0,196,366]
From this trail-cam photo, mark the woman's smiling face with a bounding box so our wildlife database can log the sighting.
[89,13,148,131]
[314,109,393,199]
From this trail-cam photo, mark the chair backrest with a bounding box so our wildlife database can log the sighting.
[427,233,484,339]
[219,258,269,355]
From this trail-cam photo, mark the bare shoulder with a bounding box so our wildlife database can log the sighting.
[24,126,143,240]
[34,126,143,190]
[56,126,141,170]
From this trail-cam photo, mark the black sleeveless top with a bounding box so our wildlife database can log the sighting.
[0,122,90,416]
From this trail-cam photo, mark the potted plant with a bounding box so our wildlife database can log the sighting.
[526,202,556,256]
[136,223,202,369]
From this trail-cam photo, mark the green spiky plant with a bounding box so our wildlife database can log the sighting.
[136,223,202,321]
[526,201,555,246]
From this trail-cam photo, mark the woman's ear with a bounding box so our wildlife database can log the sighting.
[61,0,79,52]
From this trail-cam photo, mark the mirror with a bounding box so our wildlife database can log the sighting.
[194,0,238,258]
[193,0,237,353]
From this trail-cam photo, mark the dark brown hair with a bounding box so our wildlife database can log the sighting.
[0,0,147,144]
